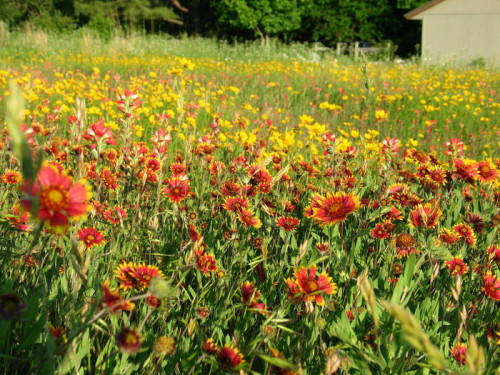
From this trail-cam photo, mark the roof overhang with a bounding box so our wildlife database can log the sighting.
[404,0,446,19]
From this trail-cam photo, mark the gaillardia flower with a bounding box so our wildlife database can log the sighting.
[289,266,337,306]
[216,344,245,369]
[21,165,91,233]
[77,227,106,249]
[114,262,165,291]
[116,328,142,354]
[308,192,360,226]
[449,343,467,365]
[482,272,500,301]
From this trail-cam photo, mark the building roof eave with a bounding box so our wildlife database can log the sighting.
[404,0,446,19]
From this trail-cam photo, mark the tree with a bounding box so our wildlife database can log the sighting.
[211,0,311,43]
[75,0,183,33]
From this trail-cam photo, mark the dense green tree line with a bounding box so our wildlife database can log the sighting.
[0,0,427,56]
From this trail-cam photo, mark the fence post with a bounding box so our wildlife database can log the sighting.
[354,42,359,60]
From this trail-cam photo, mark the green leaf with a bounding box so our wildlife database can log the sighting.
[255,352,295,370]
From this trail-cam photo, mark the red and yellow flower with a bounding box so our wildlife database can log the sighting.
[445,258,469,276]
[276,216,300,231]
[482,272,500,301]
[286,266,337,306]
[307,191,360,226]
[449,343,467,365]
[21,165,91,233]
[216,344,245,369]
[77,227,106,249]
[163,177,191,203]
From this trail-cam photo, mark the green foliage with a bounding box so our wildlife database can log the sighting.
[0,0,426,56]
[211,0,310,40]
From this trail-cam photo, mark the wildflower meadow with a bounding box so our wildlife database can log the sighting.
[0,33,499,374]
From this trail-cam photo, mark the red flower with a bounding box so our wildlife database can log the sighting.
[21,165,91,233]
[223,196,248,213]
[132,264,165,290]
[2,170,22,184]
[370,222,390,239]
[453,158,478,182]
[439,228,459,245]
[202,338,219,355]
[82,119,117,146]
[445,258,469,276]
[195,249,217,275]
[116,328,142,354]
[284,278,306,303]
[315,242,330,253]
[476,161,499,183]
[409,203,441,228]
[163,177,190,203]
[114,262,164,291]
[237,209,262,228]
[100,168,120,191]
[308,191,360,226]
[449,343,467,365]
[292,266,337,306]
[276,216,300,231]
[104,206,127,225]
[169,163,186,177]
[487,245,500,265]
[77,227,106,249]
[241,281,260,305]
[482,272,500,301]
[216,344,245,369]
[101,280,135,312]
[6,205,30,231]
[453,223,476,246]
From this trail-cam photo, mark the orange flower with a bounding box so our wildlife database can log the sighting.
[292,266,337,306]
[21,165,91,233]
[308,191,360,226]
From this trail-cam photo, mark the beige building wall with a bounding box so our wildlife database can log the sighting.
[411,0,500,64]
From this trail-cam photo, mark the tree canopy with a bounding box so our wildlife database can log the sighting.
[0,0,429,56]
